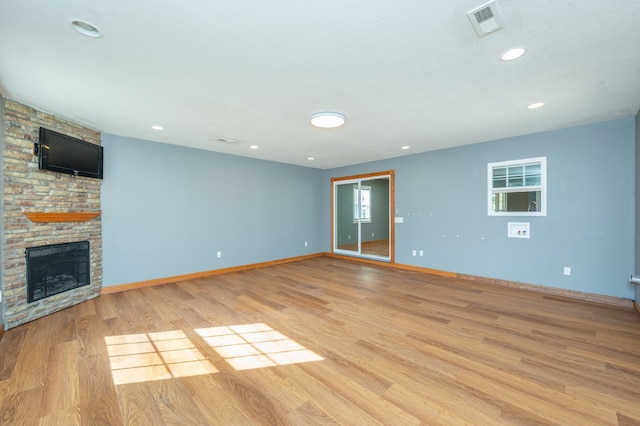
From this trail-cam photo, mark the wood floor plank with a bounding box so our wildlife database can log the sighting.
[0,326,26,381]
[7,323,52,394]
[136,286,184,324]
[78,353,123,426]
[37,410,81,426]
[93,292,120,321]
[566,385,640,422]
[0,256,639,425]
[297,362,422,426]
[288,400,340,425]
[0,386,43,425]
[39,340,80,418]
[283,369,384,426]
[186,375,255,424]
[456,367,618,425]
[209,369,290,426]
[114,382,166,425]
[145,378,211,425]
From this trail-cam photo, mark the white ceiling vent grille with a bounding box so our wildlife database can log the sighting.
[467,1,505,38]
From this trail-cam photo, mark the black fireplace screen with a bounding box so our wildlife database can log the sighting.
[25,241,90,302]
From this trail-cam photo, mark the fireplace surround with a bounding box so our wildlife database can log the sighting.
[2,98,103,329]
[26,241,91,303]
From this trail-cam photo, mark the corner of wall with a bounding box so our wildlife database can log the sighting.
[0,94,6,330]
[635,108,640,303]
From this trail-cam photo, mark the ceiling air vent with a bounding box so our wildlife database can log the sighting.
[467,1,505,38]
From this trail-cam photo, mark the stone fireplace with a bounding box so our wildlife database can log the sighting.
[1,98,102,329]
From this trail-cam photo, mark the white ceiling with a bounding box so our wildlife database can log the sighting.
[1,1,639,169]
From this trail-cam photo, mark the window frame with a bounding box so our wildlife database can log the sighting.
[487,156,547,216]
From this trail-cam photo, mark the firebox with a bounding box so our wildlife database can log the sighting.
[25,241,90,303]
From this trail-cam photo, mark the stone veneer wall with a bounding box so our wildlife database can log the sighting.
[1,98,102,329]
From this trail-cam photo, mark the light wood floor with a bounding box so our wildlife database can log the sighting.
[1,256,639,425]
[338,239,390,257]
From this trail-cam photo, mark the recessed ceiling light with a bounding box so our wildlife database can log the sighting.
[250,145,259,149]
[401,146,410,150]
[501,47,526,61]
[151,125,164,131]
[528,102,545,109]
[307,157,315,161]
[69,19,103,38]
[310,112,346,128]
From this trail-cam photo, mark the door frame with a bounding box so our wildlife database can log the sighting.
[331,170,395,263]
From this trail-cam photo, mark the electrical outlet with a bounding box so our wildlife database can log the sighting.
[412,250,417,256]
[563,266,571,276]
[217,251,222,258]
[304,241,308,247]
[419,250,424,256]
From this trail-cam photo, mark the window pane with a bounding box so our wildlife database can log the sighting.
[492,192,507,212]
[491,191,541,213]
[524,163,541,174]
[524,174,541,186]
[493,178,506,188]
[507,165,524,187]
[524,163,541,186]
[493,167,506,178]
[492,167,506,188]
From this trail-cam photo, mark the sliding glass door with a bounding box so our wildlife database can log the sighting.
[332,171,394,262]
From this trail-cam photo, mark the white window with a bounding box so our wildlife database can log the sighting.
[354,185,371,223]
[488,156,546,216]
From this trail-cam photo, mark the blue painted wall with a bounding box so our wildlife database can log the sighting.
[325,119,636,299]
[100,135,324,287]
[101,118,635,300]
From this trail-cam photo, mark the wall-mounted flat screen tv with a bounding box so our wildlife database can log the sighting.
[37,127,103,179]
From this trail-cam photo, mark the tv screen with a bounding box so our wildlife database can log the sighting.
[38,128,103,179]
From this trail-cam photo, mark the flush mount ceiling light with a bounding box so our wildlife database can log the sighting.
[310,112,346,128]
[69,19,103,38]
[501,47,526,61]
[528,102,545,109]
[151,125,164,130]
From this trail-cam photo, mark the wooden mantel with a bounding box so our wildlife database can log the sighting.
[23,211,101,223]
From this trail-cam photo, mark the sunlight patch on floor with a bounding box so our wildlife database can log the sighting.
[195,323,323,371]
[106,324,323,383]
[105,330,217,385]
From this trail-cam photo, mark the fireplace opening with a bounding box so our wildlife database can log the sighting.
[26,241,90,302]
